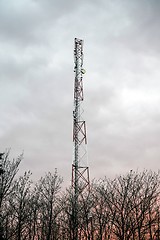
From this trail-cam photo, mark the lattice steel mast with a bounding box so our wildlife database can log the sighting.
[72,38,90,240]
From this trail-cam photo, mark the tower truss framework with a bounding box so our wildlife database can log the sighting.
[71,38,90,240]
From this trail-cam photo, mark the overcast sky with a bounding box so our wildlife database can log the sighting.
[0,0,160,186]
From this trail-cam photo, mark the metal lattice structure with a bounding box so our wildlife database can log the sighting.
[71,38,90,240]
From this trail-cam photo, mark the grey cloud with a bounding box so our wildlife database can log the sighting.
[0,0,160,184]
[116,0,160,54]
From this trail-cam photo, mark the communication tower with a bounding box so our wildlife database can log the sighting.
[71,38,90,239]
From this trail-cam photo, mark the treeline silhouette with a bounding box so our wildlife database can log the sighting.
[0,150,160,240]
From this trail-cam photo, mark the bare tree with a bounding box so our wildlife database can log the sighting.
[26,189,41,240]
[57,188,74,240]
[132,170,160,240]
[7,171,32,240]
[36,170,63,240]
[98,170,160,240]
[1,150,160,240]
[92,180,114,240]
[0,150,22,240]
[0,150,22,208]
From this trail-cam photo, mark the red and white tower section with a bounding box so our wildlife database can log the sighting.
[71,38,90,240]
[72,38,90,195]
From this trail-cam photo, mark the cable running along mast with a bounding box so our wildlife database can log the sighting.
[72,38,90,240]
